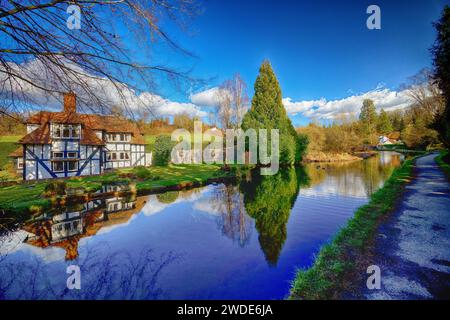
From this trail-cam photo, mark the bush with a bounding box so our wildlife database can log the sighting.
[295,133,309,163]
[153,135,173,166]
[133,166,152,180]
[44,180,67,197]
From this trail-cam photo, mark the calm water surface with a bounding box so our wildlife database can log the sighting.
[0,151,403,299]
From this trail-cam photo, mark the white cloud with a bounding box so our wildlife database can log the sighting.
[139,92,206,117]
[189,87,222,107]
[283,87,415,120]
[0,59,206,118]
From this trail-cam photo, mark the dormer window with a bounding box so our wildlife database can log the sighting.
[106,133,130,142]
[52,124,80,139]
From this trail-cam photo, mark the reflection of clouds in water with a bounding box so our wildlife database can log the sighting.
[193,199,222,216]
[141,187,210,217]
[300,174,369,199]
[1,187,212,263]
[0,230,66,263]
[95,188,211,235]
[95,210,141,235]
[0,230,31,256]
[0,230,67,263]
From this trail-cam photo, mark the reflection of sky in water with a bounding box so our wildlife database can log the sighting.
[0,152,403,300]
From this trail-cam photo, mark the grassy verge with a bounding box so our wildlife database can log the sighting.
[0,135,21,182]
[0,164,238,214]
[0,136,21,167]
[436,149,450,178]
[290,156,417,299]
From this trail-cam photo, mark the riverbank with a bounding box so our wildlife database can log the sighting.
[0,164,244,215]
[303,151,362,163]
[290,155,418,299]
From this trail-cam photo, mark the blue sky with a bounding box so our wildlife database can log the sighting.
[3,0,449,125]
[149,0,449,125]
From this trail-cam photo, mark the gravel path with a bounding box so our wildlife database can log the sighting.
[363,153,450,300]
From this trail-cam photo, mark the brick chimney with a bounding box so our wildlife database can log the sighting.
[63,92,76,113]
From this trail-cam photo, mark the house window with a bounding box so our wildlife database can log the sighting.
[17,158,24,169]
[67,152,77,158]
[54,126,61,138]
[62,125,70,138]
[52,161,64,172]
[67,161,77,171]
[107,152,129,161]
[72,126,80,138]
[52,124,80,139]
[52,152,63,159]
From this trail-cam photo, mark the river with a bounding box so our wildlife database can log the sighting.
[0,151,404,299]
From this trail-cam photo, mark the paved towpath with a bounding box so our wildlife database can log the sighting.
[363,153,450,299]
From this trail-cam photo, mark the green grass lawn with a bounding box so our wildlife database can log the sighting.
[144,135,158,152]
[0,135,21,169]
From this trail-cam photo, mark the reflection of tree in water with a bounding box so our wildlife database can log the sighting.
[0,244,180,300]
[212,184,252,247]
[240,167,309,266]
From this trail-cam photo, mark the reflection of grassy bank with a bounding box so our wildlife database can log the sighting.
[0,164,236,215]
[436,150,450,178]
[303,151,361,163]
[290,156,417,299]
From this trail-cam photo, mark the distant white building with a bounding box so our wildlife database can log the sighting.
[378,135,394,145]
[10,93,150,180]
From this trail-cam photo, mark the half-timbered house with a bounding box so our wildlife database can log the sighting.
[9,93,149,180]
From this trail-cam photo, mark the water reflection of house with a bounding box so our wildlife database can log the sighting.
[23,195,147,260]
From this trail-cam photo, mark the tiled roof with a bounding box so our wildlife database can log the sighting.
[19,123,51,144]
[79,114,145,144]
[24,112,145,145]
[9,146,23,158]
[80,126,104,146]
[27,111,83,124]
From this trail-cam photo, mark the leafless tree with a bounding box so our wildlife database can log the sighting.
[402,68,445,125]
[0,0,202,119]
[215,73,249,129]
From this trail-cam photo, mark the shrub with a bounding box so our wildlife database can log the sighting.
[153,135,173,166]
[133,166,152,180]
[29,204,43,216]
[44,180,66,197]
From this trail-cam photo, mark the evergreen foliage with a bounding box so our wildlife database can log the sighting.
[432,5,450,148]
[242,60,308,164]
[153,135,173,166]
